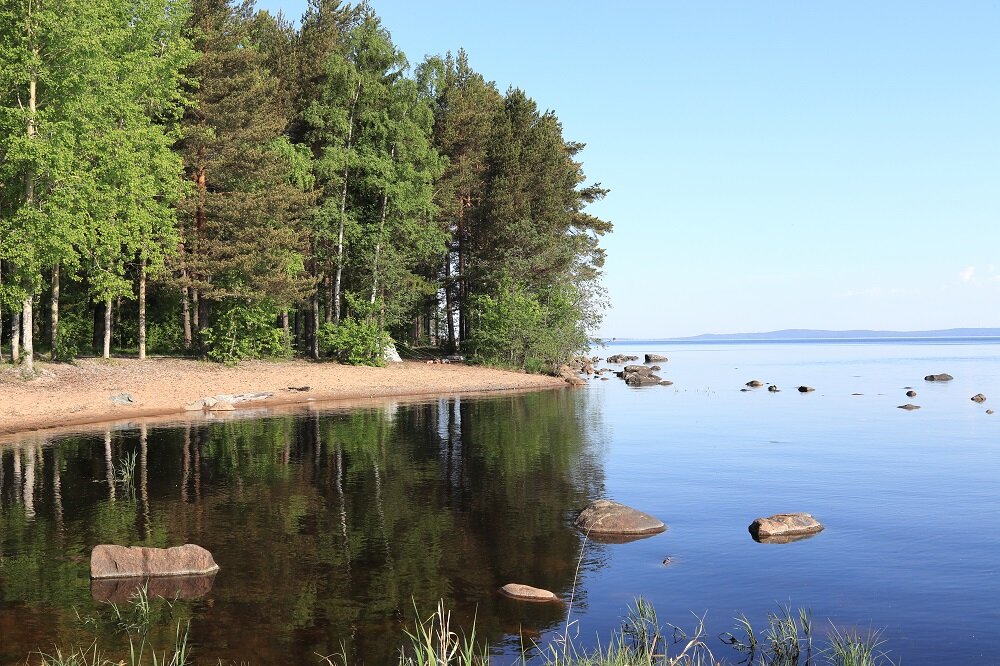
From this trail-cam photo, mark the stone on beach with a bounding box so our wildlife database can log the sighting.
[748,513,823,541]
[574,499,666,538]
[90,544,220,579]
[924,373,954,381]
[499,583,559,602]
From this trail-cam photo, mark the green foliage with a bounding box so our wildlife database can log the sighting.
[318,319,390,367]
[200,300,290,365]
[53,310,89,361]
[146,318,184,355]
[468,278,589,371]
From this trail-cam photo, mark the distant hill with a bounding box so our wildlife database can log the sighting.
[677,328,1000,341]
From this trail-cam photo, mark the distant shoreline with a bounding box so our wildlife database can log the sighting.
[603,328,1000,343]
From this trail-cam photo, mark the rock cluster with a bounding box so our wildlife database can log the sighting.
[607,354,639,364]
[616,365,662,387]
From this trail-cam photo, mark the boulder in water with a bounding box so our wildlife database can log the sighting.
[924,373,954,381]
[748,513,823,541]
[91,544,220,579]
[898,403,921,411]
[797,386,815,393]
[499,583,559,602]
[645,354,668,363]
[574,500,666,538]
[971,393,987,403]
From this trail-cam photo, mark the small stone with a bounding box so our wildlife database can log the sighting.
[898,404,921,410]
[767,385,780,392]
[971,393,987,403]
[797,386,815,393]
[906,390,917,398]
[499,583,559,602]
[749,513,823,541]
[746,380,764,388]
[658,380,673,386]
[924,373,954,381]
[987,409,994,415]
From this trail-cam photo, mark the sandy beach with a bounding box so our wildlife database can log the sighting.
[0,357,566,437]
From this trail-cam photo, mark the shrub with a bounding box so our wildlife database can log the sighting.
[318,317,390,367]
[200,300,290,365]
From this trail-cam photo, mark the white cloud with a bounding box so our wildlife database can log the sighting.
[960,266,976,283]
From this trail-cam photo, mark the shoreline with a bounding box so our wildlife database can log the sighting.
[0,357,567,439]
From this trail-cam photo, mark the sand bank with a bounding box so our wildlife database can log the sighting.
[0,357,566,437]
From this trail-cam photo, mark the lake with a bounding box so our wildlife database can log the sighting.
[1,339,998,664]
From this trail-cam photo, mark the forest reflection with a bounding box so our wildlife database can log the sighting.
[0,389,608,665]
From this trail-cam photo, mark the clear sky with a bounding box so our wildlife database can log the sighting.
[256,0,1000,337]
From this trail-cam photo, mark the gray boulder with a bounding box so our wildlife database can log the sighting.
[574,500,666,539]
[924,373,954,381]
[91,544,220,579]
[971,393,987,403]
[625,372,662,387]
[898,403,921,410]
[607,354,639,364]
[645,353,668,363]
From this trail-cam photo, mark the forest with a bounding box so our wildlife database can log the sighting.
[0,0,611,371]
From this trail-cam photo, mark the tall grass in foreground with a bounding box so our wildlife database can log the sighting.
[380,599,894,666]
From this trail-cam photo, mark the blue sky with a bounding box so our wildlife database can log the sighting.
[256,0,999,337]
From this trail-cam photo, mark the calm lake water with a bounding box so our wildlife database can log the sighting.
[1,340,998,664]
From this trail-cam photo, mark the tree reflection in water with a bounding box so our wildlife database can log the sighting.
[0,389,607,665]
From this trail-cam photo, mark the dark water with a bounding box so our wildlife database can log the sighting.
[1,341,999,664]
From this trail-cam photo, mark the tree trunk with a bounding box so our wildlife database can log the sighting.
[324,275,333,323]
[191,287,199,333]
[181,274,192,350]
[50,263,59,359]
[333,79,361,326]
[444,253,455,351]
[138,260,146,360]
[311,292,320,360]
[281,309,289,340]
[21,296,34,373]
[103,298,112,359]
[10,302,20,364]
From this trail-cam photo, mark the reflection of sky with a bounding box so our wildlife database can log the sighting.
[535,340,1000,664]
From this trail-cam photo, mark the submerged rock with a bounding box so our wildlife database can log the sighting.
[971,393,987,403]
[658,380,674,386]
[898,403,921,411]
[91,544,220,579]
[924,373,954,381]
[574,500,666,539]
[987,409,995,415]
[748,513,823,541]
[645,353,668,363]
[499,583,559,602]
